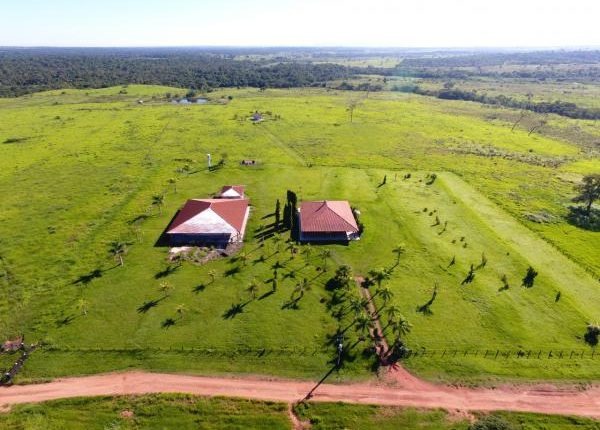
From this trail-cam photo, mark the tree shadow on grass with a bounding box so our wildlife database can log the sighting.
[222,301,251,319]
[71,269,103,285]
[192,284,206,293]
[224,266,241,277]
[258,290,275,300]
[155,264,180,279]
[161,318,176,329]
[137,296,166,313]
[56,314,77,327]
[566,206,600,232]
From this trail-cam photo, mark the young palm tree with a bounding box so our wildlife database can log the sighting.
[159,281,174,297]
[293,278,311,300]
[77,298,89,316]
[208,269,217,284]
[320,249,331,271]
[108,240,128,266]
[175,303,187,319]
[273,233,283,253]
[239,252,248,266]
[348,297,364,317]
[301,244,312,264]
[368,268,390,288]
[376,286,394,304]
[247,279,259,300]
[167,177,178,193]
[392,315,413,338]
[392,244,406,266]
[385,304,401,320]
[152,194,165,214]
[355,312,372,338]
[287,242,298,259]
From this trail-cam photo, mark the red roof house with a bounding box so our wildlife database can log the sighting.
[166,198,250,246]
[217,185,245,199]
[298,200,359,242]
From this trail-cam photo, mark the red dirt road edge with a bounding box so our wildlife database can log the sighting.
[1,371,599,419]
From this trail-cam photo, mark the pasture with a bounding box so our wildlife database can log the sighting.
[0,85,598,383]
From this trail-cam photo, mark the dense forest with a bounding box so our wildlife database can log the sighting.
[0,48,357,97]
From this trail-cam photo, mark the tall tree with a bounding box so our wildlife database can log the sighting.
[573,174,600,217]
[368,268,390,288]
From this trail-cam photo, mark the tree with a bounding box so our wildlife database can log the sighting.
[108,240,128,266]
[159,281,174,296]
[273,233,283,252]
[167,177,177,193]
[175,304,187,319]
[301,244,312,263]
[355,312,372,337]
[275,199,281,227]
[522,266,538,288]
[293,278,311,300]
[346,98,361,123]
[376,286,394,304]
[320,249,331,271]
[77,298,89,316]
[385,305,401,320]
[348,297,364,317]
[246,279,259,300]
[392,244,406,265]
[208,269,217,284]
[333,265,353,290]
[572,174,600,217]
[239,252,249,266]
[287,242,298,259]
[368,268,390,288]
[152,194,165,214]
[391,315,412,338]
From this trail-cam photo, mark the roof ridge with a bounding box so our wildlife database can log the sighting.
[322,200,357,231]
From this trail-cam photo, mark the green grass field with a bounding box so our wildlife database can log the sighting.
[1,395,599,429]
[0,85,598,384]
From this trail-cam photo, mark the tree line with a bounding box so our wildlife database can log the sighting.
[0,48,359,97]
[402,85,600,120]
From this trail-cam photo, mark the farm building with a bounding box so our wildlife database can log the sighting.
[298,200,359,242]
[166,198,250,247]
[217,185,245,199]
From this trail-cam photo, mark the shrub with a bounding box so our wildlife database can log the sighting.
[584,324,600,346]
[470,415,516,430]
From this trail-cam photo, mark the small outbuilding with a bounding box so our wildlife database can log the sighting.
[166,198,250,247]
[298,200,359,242]
[217,185,245,199]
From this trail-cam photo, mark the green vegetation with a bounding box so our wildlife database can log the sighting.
[0,85,598,384]
[1,395,599,429]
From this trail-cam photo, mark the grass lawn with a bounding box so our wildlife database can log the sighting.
[0,85,598,384]
[1,395,599,429]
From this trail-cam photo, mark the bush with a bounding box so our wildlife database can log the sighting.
[584,324,600,346]
[470,415,516,430]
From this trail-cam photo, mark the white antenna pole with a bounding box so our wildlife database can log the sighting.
[207,153,212,169]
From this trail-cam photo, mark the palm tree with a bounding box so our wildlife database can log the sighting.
[355,312,372,338]
[273,233,283,253]
[392,244,406,266]
[247,279,259,300]
[159,281,174,297]
[301,244,312,264]
[108,240,128,266]
[77,298,89,316]
[167,177,177,193]
[175,304,187,319]
[239,252,248,266]
[152,194,165,214]
[293,278,311,300]
[208,269,217,284]
[320,249,331,271]
[385,304,401,320]
[368,268,390,288]
[287,242,298,259]
[376,286,394,304]
[348,297,364,317]
[391,315,412,338]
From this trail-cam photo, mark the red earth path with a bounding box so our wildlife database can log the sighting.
[1,370,599,419]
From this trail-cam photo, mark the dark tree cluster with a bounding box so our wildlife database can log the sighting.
[0,48,357,97]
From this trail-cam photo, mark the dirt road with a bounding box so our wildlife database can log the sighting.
[1,370,599,419]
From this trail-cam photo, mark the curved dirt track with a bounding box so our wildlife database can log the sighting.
[1,369,600,419]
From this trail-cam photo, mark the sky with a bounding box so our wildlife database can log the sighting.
[1,0,599,48]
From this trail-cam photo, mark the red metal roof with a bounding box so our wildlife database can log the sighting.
[218,185,245,197]
[299,201,359,233]
[167,198,249,234]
